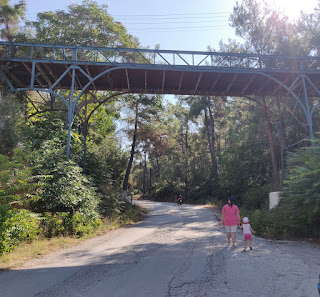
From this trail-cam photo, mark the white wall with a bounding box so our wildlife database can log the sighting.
[269,192,282,210]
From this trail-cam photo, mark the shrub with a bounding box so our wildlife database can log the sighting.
[0,205,39,254]
[150,181,177,202]
[241,185,270,210]
[41,212,101,238]
[34,160,100,215]
[99,195,126,218]
[280,141,320,238]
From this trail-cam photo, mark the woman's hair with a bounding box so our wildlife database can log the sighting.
[228,196,235,207]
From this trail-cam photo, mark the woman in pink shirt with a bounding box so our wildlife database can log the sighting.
[222,196,240,247]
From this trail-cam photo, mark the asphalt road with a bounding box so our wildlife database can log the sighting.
[0,200,319,297]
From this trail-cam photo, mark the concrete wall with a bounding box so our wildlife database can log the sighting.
[269,192,282,210]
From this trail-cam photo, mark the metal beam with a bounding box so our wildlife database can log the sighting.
[225,73,238,94]
[272,76,290,95]
[194,72,203,94]
[107,72,113,90]
[126,69,130,91]
[145,69,147,91]
[209,73,221,92]
[241,75,255,95]
[22,61,43,87]
[178,72,184,91]
[36,63,53,87]
[161,70,166,92]
[85,65,96,91]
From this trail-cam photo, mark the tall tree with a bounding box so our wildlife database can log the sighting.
[0,0,25,41]
[121,94,163,198]
[187,96,218,178]
[229,0,295,189]
[27,0,138,48]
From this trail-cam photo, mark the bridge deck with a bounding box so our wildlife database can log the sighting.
[1,42,320,97]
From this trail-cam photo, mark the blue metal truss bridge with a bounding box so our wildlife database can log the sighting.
[1,42,320,157]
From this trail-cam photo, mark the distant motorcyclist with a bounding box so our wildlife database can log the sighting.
[176,193,183,205]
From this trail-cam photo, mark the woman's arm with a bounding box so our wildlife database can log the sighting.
[222,212,225,225]
[236,211,240,226]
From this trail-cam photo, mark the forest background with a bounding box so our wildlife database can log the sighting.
[1,0,320,257]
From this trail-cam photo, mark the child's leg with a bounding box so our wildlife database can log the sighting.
[248,239,252,249]
[242,239,247,251]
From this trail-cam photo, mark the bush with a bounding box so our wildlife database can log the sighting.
[0,205,39,254]
[150,181,177,202]
[41,212,101,238]
[34,160,100,215]
[280,141,320,238]
[99,195,126,218]
[241,185,270,210]
[245,209,287,239]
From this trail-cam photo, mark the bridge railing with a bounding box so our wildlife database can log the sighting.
[1,42,320,72]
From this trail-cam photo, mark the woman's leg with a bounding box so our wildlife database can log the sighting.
[226,232,231,245]
[231,232,236,246]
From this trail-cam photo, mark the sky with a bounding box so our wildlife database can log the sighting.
[22,0,319,52]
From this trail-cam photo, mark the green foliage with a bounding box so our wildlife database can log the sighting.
[98,195,126,218]
[244,209,287,239]
[41,212,101,238]
[150,181,177,202]
[0,94,24,155]
[0,205,39,254]
[186,178,220,204]
[0,0,26,41]
[22,114,66,151]
[0,150,44,208]
[241,185,270,210]
[280,141,320,237]
[245,141,320,239]
[27,0,139,48]
[86,135,127,186]
[36,160,100,215]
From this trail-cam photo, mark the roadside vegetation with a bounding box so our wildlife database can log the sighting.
[0,0,320,262]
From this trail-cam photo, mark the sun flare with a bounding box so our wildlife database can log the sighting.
[267,0,318,19]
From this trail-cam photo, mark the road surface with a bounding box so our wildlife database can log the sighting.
[0,200,319,297]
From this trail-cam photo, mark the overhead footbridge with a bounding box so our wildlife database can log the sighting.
[1,42,320,97]
[1,42,320,156]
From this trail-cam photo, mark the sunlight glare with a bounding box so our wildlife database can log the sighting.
[267,0,318,19]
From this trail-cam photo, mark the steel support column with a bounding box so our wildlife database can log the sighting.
[302,77,314,144]
[66,67,76,158]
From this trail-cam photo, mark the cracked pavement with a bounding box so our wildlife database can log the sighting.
[0,200,319,297]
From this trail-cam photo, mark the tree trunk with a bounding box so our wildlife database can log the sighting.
[156,157,160,180]
[122,104,139,198]
[143,151,147,196]
[204,106,218,179]
[149,168,152,197]
[261,96,281,190]
[276,96,285,182]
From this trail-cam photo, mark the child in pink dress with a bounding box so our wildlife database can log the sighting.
[239,217,256,252]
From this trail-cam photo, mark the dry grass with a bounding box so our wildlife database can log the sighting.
[0,237,83,271]
[0,205,148,271]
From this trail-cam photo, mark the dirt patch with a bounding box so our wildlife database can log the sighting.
[204,205,222,223]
